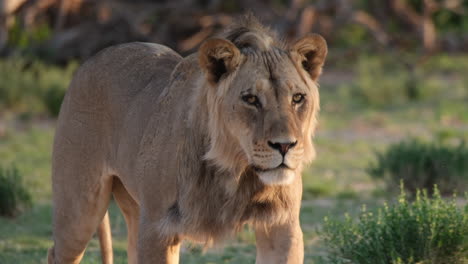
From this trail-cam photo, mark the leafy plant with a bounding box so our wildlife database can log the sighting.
[0,165,32,217]
[368,139,468,195]
[0,58,75,116]
[37,61,76,117]
[319,185,468,264]
[42,84,66,117]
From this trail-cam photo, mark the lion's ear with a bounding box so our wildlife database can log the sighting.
[290,34,327,81]
[199,38,241,86]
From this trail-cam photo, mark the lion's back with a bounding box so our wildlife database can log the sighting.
[61,42,182,119]
[53,42,182,175]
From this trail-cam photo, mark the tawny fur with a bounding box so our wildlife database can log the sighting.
[48,15,327,264]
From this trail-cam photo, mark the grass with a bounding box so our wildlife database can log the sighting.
[0,203,129,264]
[1,54,467,262]
[0,191,379,263]
[0,120,54,202]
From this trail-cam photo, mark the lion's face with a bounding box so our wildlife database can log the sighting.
[221,57,318,185]
[199,35,327,185]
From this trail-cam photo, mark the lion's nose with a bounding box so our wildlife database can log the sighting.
[268,140,297,156]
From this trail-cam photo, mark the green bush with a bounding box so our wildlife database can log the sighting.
[368,139,468,195]
[0,58,75,116]
[319,186,468,264]
[0,166,32,217]
[37,61,76,117]
[42,84,66,117]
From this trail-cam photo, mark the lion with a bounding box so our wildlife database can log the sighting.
[47,16,327,264]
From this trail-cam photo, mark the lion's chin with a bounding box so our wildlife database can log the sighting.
[257,168,296,186]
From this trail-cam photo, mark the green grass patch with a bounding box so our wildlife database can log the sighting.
[0,125,54,202]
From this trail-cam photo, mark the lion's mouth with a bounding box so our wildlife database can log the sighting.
[254,163,297,185]
[253,163,290,172]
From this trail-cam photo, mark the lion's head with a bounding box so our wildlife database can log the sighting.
[198,18,327,186]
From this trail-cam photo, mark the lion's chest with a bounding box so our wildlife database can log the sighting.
[163,174,292,243]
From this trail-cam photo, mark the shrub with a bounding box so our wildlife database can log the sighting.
[0,57,75,116]
[319,186,468,264]
[0,166,32,217]
[367,139,468,195]
[37,61,76,116]
[42,84,66,117]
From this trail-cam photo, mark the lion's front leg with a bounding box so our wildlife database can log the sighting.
[137,215,181,264]
[137,232,181,263]
[254,221,304,264]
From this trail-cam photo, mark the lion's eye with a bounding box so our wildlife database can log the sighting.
[292,93,305,104]
[242,95,260,107]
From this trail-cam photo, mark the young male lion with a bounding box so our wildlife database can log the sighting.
[48,16,327,264]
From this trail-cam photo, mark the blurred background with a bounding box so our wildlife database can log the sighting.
[0,0,467,263]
